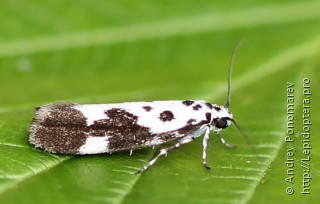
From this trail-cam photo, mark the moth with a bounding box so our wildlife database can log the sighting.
[29,42,247,174]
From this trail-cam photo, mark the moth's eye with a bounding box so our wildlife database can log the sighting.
[216,119,228,129]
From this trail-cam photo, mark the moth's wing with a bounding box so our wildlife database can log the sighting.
[29,101,210,154]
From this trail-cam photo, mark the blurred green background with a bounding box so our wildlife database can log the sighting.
[0,1,319,204]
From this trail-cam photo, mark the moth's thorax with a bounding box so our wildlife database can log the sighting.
[210,105,233,120]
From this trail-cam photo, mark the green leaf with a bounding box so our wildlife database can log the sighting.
[0,1,319,204]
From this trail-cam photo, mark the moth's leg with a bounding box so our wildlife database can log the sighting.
[136,136,194,174]
[215,131,237,149]
[202,126,211,169]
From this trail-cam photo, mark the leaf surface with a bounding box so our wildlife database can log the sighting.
[0,1,319,204]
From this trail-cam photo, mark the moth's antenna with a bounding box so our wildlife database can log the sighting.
[225,39,245,109]
[230,119,261,161]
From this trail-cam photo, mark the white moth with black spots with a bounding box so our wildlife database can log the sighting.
[29,42,248,174]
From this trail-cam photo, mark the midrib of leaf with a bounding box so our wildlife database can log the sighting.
[1,1,320,57]
[1,35,318,203]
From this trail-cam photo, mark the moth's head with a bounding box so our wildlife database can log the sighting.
[210,106,233,131]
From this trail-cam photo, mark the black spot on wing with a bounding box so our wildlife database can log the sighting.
[159,110,174,122]
[29,103,88,154]
[29,126,88,154]
[187,119,196,124]
[157,119,210,141]
[213,106,221,111]
[90,108,157,151]
[206,113,211,122]
[193,104,202,110]
[37,103,87,127]
[97,108,138,127]
[178,120,209,135]
[142,106,152,112]
[182,100,194,106]
[205,102,213,109]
